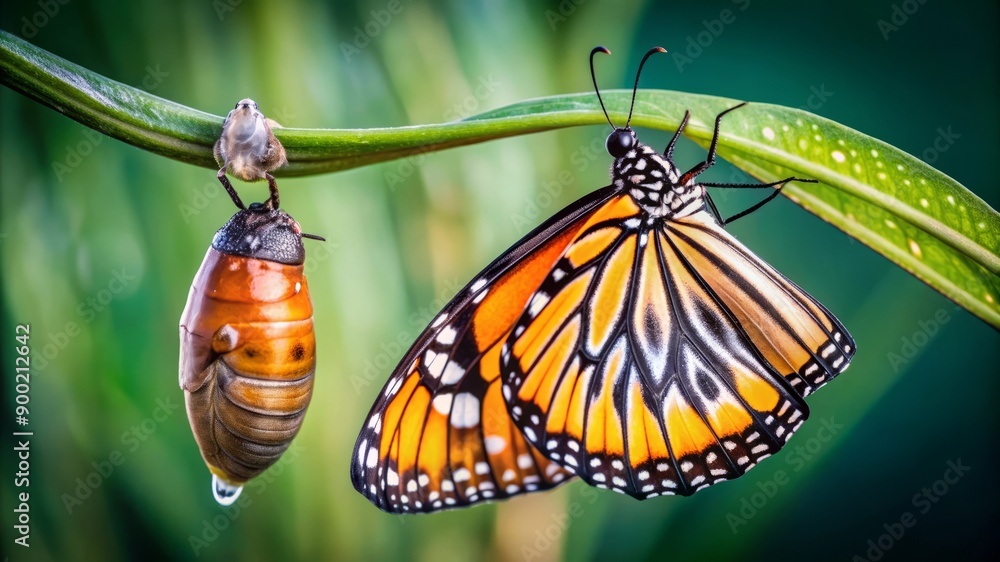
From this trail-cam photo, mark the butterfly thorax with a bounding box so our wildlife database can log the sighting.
[612,143,703,218]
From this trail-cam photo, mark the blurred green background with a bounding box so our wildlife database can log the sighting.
[2,0,998,560]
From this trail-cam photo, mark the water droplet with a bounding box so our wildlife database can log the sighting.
[213,474,243,506]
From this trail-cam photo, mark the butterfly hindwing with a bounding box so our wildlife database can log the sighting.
[351,187,619,513]
[665,211,854,395]
[502,203,854,498]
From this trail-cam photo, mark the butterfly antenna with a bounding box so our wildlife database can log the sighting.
[626,46,667,128]
[590,46,614,129]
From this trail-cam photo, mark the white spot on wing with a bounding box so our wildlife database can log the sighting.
[528,292,550,317]
[517,454,533,469]
[440,361,466,385]
[450,392,481,428]
[432,393,453,415]
[485,435,507,454]
[427,351,447,378]
[437,326,457,345]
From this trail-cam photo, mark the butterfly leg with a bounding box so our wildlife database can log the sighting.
[702,177,818,224]
[265,173,280,210]
[703,192,726,226]
[663,110,691,159]
[678,102,748,185]
[217,168,246,210]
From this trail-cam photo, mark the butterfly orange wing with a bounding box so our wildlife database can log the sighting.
[501,205,854,498]
[351,187,618,513]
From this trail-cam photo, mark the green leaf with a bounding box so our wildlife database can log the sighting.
[665,95,1000,330]
[2,30,998,328]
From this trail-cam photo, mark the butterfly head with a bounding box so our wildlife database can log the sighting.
[591,47,702,217]
[605,127,637,159]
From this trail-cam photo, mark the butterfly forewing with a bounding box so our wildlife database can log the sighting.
[351,187,619,513]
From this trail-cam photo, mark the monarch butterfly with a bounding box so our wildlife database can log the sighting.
[352,46,855,513]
